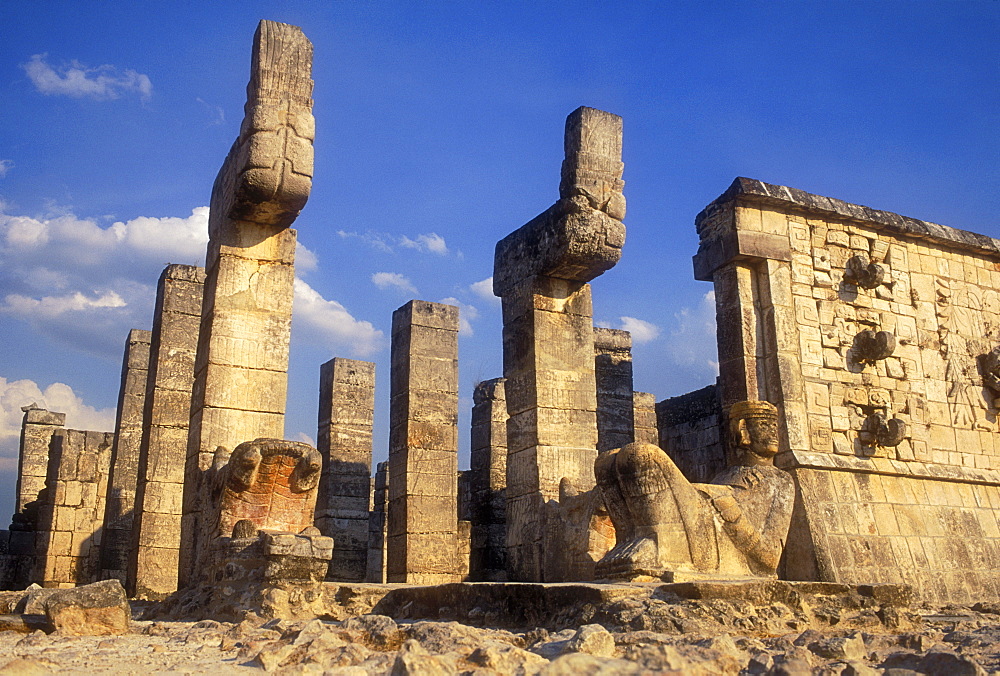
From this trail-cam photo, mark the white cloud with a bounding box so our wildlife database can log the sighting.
[293,431,316,447]
[196,97,225,126]
[292,278,384,357]
[0,160,12,178]
[441,297,479,337]
[470,277,500,305]
[0,377,115,468]
[336,230,394,253]
[23,53,152,101]
[338,229,453,256]
[400,232,448,255]
[663,291,719,377]
[372,272,417,295]
[0,206,208,358]
[296,241,318,272]
[619,316,661,344]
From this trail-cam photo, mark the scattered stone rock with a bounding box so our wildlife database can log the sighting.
[390,639,457,675]
[564,623,615,657]
[341,613,401,650]
[42,580,131,636]
[540,652,644,675]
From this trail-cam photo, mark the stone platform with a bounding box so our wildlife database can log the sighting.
[151,578,913,628]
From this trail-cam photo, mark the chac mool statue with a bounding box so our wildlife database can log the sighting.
[595,400,794,580]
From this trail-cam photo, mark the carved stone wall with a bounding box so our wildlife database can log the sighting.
[694,177,1000,601]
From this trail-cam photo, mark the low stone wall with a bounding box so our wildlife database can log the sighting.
[655,384,725,483]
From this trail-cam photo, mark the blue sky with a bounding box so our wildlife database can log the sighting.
[0,1,997,519]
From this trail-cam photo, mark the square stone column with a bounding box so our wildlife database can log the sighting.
[469,377,507,581]
[179,20,314,587]
[366,461,388,583]
[632,392,659,445]
[594,327,635,453]
[494,107,625,581]
[129,264,205,599]
[99,328,152,583]
[316,357,375,581]
[387,300,460,584]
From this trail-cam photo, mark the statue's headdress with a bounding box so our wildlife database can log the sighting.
[729,400,778,421]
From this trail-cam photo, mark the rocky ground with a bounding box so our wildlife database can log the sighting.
[1,584,999,674]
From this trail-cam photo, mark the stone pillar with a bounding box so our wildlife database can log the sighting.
[366,461,388,583]
[594,327,635,453]
[99,329,152,582]
[387,300,460,584]
[15,406,65,515]
[316,358,375,581]
[633,392,658,445]
[34,428,114,587]
[469,377,507,581]
[493,107,625,581]
[129,264,205,599]
[180,20,314,587]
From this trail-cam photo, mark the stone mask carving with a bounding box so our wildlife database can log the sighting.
[843,254,885,290]
[853,329,896,363]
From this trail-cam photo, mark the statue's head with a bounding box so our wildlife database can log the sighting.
[729,400,779,465]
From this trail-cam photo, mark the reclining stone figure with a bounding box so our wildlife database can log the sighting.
[595,400,794,580]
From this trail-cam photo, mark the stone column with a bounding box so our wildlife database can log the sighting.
[316,357,375,581]
[99,329,151,582]
[493,107,625,581]
[366,461,388,583]
[15,406,65,514]
[594,327,635,453]
[387,300,460,584]
[180,20,314,587]
[129,264,205,599]
[469,377,507,581]
[632,392,658,445]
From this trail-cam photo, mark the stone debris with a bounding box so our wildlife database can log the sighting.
[0,598,998,674]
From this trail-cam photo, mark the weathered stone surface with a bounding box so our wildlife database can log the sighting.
[387,301,460,583]
[181,20,314,588]
[43,579,130,635]
[316,358,374,582]
[99,329,152,583]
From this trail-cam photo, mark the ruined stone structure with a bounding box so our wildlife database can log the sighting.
[6,14,1000,620]
[494,107,626,582]
[99,329,152,583]
[468,377,508,581]
[694,177,1000,602]
[596,400,794,580]
[180,20,314,587]
[129,264,206,599]
[11,411,116,588]
[316,358,375,581]
[15,407,65,517]
[387,300,460,584]
[594,328,636,453]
